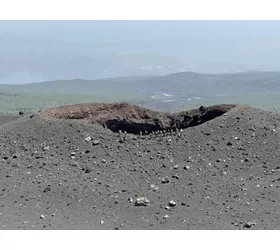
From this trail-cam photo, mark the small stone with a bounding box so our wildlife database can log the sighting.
[243,222,255,228]
[118,138,125,143]
[169,200,176,207]
[184,165,190,170]
[165,206,171,210]
[150,184,159,191]
[128,198,133,203]
[85,136,92,142]
[92,140,100,146]
[85,167,92,173]
[135,197,150,206]
[100,221,104,225]
[161,177,170,184]
[40,215,45,219]
[102,159,107,163]
[43,186,51,193]
[163,215,169,219]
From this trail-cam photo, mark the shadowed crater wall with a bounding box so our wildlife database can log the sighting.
[41,102,236,134]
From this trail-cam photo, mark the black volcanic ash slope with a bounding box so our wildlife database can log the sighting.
[1,104,280,229]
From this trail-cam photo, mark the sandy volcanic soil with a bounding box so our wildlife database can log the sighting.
[1,103,280,230]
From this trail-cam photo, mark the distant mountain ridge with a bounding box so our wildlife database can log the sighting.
[2,70,280,114]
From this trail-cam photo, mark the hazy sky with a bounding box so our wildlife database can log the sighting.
[1,20,280,81]
[1,20,280,65]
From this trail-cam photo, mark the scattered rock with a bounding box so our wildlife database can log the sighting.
[135,197,150,207]
[243,222,256,228]
[184,165,190,170]
[85,136,92,142]
[118,137,125,143]
[168,200,177,207]
[150,184,159,191]
[43,186,51,193]
[161,177,170,184]
[92,140,100,146]
[173,164,179,169]
[84,167,92,173]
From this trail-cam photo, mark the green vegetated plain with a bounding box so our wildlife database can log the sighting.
[1,71,280,114]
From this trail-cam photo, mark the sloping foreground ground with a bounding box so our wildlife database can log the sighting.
[1,103,280,229]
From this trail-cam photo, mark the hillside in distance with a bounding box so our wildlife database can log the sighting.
[2,71,280,114]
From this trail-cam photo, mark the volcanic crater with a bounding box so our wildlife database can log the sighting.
[2,102,280,230]
[41,102,236,134]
